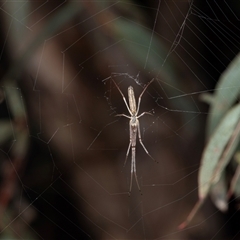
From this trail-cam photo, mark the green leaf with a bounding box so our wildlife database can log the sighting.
[199,103,240,200]
[212,120,240,185]
[210,172,228,212]
[206,53,240,136]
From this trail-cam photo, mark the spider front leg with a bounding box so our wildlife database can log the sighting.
[136,78,155,114]
[115,113,131,119]
[111,77,132,115]
[137,111,153,118]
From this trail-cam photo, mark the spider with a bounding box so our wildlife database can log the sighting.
[111,78,157,195]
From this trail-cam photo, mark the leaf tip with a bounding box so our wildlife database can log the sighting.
[214,198,228,212]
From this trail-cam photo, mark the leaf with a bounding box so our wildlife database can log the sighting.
[210,172,228,212]
[181,54,240,229]
[198,103,240,200]
[206,53,240,136]
[212,120,240,185]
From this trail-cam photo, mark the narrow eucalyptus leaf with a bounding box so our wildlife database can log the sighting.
[207,53,240,136]
[210,173,228,212]
[212,121,240,184]
[199,103,240,200]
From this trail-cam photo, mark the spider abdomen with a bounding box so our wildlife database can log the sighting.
[128,86,137,114]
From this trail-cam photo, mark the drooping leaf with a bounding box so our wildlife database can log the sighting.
[212,120,240,185]
[181,53,240,229]
[199,103,240,200]
[210,172,228,212]
[206,53,240,136]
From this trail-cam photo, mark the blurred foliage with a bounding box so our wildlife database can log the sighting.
[0,1,82,239]
[180,52,240,228]
[1,0,239,238]
[205,53,240,208]
[0,86,33,239]
[0,1,177,238]
[2,1,81,83]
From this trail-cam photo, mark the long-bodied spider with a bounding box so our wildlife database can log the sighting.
[111,78,157,195]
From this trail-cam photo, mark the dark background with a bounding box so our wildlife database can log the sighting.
[0,1,240,239]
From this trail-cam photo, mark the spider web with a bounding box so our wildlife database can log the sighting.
[0,1,240,239]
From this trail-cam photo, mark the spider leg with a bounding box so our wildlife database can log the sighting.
[137,120,158,163]
[136,78,154,114]
[137,111,153,118]
[129,149,133,195]
[132,145,142,195]
[124,140,131,168]
[115,113,131,119]
[111,77,132,115]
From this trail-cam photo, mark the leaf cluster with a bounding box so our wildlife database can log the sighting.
[180,53,240,229]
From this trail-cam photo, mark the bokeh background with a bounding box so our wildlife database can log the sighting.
[0,1,240,239]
